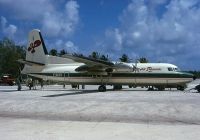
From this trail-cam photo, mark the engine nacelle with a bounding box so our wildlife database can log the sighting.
[114,62,133,72]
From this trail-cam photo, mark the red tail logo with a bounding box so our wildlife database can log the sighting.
[28,40,41,53]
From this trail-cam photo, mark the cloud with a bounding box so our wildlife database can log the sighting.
[48,39,78,53]
[0,0,53,20]
[100,0,200,69]
[104,28,123,51]
[42,0,80,37]
[0,16,17,38]
[64,41,78,52]
[0,0,80,38]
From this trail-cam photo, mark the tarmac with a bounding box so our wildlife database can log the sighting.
[0,80,200,140]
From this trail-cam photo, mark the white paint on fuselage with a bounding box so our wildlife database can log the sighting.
[22,54,181,74]
[21,55,193,86]
[131,63,179,73]
[23,62,179,74]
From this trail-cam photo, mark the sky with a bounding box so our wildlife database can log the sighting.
[0,0,200,70]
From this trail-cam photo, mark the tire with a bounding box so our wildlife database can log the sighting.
[148,87,154,91]
[98,85,106,92]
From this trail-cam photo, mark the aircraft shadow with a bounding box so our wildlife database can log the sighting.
[42,90,99,97]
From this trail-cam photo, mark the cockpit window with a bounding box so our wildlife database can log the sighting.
[168,67,180,71]
[168,67,173,71]
[174,68,180,71]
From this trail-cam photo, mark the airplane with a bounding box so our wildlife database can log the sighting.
[18,29,194,92]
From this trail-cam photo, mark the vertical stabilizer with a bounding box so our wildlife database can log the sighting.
[26,29,48,64]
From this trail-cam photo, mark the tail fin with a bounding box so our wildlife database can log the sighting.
[25,29,48,64]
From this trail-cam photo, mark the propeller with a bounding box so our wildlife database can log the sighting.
[132,59,139,72]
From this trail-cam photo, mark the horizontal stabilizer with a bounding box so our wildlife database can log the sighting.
[17,59,45,66]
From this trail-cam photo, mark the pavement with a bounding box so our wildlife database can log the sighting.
[0,80,200,140]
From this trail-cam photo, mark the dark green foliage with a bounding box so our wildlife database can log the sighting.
[49,49,57,56]
[100,55,109,61]
[59,49,67,56]
[119,54,130,62]
[89,51,100,59]
[0,38,25,78]
[187,71,200,78]
[138,57,149,63]
[73,53,84,57]
[88,51,109,61]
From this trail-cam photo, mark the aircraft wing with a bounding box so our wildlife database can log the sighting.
[63,54,114,67]
[63,54,114,72]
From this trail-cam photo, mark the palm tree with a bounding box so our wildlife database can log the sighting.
[89,51,100,59]
[100,55,109,61]
[119,54,129,62]
[49,49,57,56]
[59,49,67,56]
[138,57,148,63]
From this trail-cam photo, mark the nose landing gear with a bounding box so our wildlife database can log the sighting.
[177,85,185,91]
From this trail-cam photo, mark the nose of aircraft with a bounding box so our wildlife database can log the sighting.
[186,72,196,80]
[181,72,195,80]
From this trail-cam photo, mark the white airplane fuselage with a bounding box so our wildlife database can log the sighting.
[22,55,193,87]
[20,29,194,90]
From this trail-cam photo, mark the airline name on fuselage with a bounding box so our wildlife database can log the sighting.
[134,67,161,72]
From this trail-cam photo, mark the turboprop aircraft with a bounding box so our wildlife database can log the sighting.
[18,29,194,92]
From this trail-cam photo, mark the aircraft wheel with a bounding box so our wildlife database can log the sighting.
[29,85,32,90]
[98,85,106,92]
[148,86,154,91]
[129,85,137,88]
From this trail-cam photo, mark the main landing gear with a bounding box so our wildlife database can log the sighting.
[98,85,123,92]
[177,85,185,91]
[98,85,106,92]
